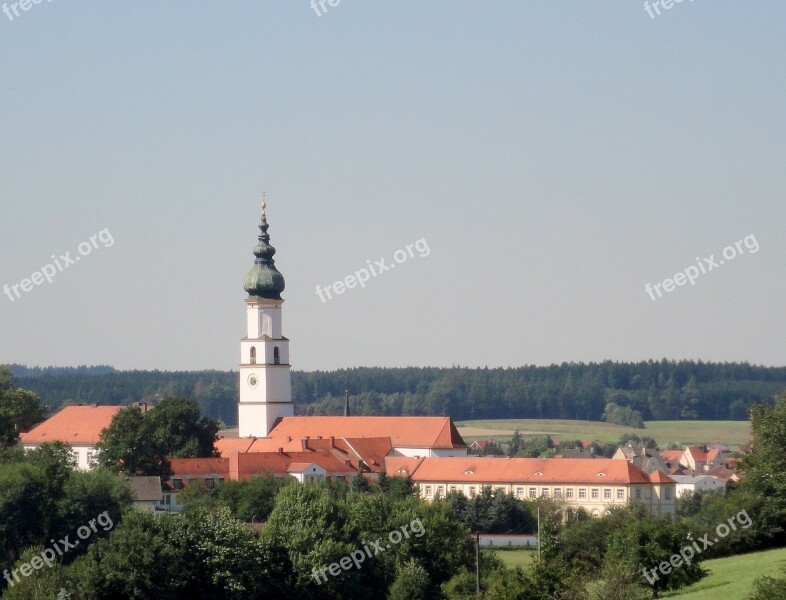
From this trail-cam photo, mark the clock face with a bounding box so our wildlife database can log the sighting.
[247,374,259,389]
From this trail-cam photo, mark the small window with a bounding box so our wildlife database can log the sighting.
[273,346,280,364]
[250,347,257,364]
[617,489,625,500]
[635,489,641,499]
[604,489,612,500]
[579,489,587,499]
[516,487,524,499]
[566,488,574,499]
[665,488,672,500]
[529,488,537,499]
[541,489,549,498]
[172,479,183,490]
[469,486,476,498]
[591,489,599,500]
[450,485,457,493]
[205,478,215,490]
[425,485,432,496]
[554,488,562,497]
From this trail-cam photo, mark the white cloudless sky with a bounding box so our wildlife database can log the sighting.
[0,1,784,372]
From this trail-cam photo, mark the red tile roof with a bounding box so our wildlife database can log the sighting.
[170,457,229,477]
[395,457,658,485]
[20,405,123,445]
[266,416,467,449]
[648,470,676,484]
[385,457,425,477]
[686,446,708,461]
[659,450,684,464]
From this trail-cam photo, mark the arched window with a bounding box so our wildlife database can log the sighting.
[250,347,256,364]
[273,346,280,365]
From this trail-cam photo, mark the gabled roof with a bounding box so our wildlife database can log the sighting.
[20,405,123,445]
[396,457,658,485]
[686,446,708,461]
[266,416,467,449]
[124,476,163,502]
[232,451,356,480]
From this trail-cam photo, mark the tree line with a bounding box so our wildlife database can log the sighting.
[9,360,786,427]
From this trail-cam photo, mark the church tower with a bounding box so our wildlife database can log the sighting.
[238,202,294,437]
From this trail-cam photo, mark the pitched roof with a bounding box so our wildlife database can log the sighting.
[397,457,658,485]
[659,450,684,464]
[215,437,257,457]
[686,446,708,461]
[266,416,466,449]
[384,456,425,477]
[231,451,356,479]
[124,476,163,502]
[20,405,123,445]
[648,470,676,484]
[170,457,229,477]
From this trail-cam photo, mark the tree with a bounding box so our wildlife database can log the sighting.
[387,559,430,600]
[96,397,218,478]
[740,393,786,547]
[0,366,47,448]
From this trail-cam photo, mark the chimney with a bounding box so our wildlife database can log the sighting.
[344,389,350,417]
[302,436,310,451]
[330,436,335,448]
[277,447,283,454]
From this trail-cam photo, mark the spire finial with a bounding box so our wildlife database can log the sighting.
[261,192,267,217]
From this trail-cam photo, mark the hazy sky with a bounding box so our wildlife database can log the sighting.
[1,2,784,372]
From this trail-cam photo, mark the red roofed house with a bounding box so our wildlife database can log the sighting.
[20,405,123,470]
[390,456,676,517]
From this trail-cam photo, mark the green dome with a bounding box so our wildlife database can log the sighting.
[243,206,285,300]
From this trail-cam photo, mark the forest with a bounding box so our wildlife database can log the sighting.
[8,360,786,428]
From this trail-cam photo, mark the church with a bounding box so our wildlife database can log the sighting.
[166,204,468,500]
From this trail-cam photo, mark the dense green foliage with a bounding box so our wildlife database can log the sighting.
[0,367,47,449]
[0,443,132,593]
[9,360,786,427]
[96,397,219,478]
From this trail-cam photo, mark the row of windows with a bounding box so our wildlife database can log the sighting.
[422,485,670,501]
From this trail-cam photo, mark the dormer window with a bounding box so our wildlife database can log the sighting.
[596,472,606,477]
[464,468,474,475]
[533,471,543,476]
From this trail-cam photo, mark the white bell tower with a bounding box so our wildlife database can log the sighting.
[238,200,294,437]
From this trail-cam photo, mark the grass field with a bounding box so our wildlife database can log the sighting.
[456,419,751,449]
[663,546,786,598]
[493,547,786,598]
[493,548,537,570]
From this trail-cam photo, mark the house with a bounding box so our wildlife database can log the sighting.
[388,456,677,517]
[669,474,726,497]
[659,446,726,474]
[20,405,123,470]
[613,442,667,474]
[124,476,164,511]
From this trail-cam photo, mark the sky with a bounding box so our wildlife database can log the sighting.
[0,1,784,373]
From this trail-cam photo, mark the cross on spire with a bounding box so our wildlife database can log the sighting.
[261,192,267,216]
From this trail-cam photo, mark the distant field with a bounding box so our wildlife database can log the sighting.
[494,548,537,570]
[456,419,751,449]
[663,546,786,598]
